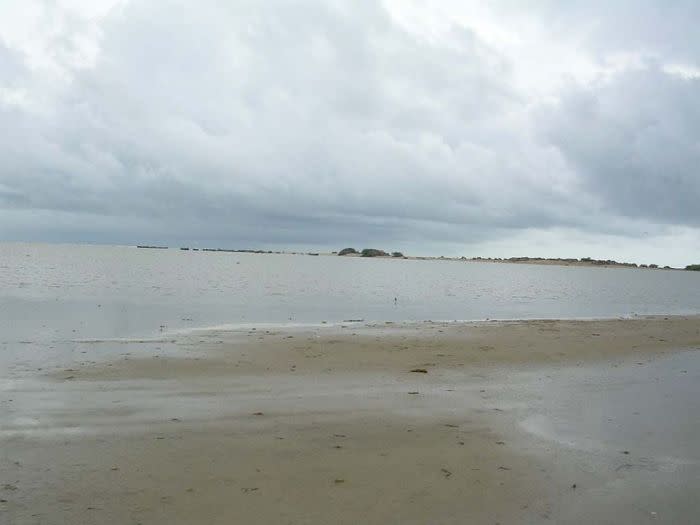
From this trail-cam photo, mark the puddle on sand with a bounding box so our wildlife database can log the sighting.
[519,350,700,463]
[517,350,700,524]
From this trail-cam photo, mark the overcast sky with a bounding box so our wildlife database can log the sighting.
[1,1,699,266]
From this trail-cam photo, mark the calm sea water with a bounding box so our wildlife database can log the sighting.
[2,242,700,345]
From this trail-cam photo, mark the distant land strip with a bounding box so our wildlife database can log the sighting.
[134,245,699,271]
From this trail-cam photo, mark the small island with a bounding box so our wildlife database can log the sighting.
[337,248,406,258]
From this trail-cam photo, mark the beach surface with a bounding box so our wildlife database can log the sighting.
[2,316,700,524]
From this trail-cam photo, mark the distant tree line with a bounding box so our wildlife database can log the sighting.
[337,248,405,258]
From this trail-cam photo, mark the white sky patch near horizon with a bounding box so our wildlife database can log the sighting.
[465,227,700,269]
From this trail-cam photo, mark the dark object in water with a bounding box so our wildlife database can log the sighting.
[410,368,428,373]
[137,245,168,249]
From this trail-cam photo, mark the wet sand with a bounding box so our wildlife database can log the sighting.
[2,316,700,524]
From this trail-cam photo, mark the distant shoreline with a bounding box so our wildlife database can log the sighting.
[333,252,677,269]
[134,244,686,270]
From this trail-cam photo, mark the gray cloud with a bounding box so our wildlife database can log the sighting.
[525,1,700,61]
[1,0,699,264]
[542,66,700,225]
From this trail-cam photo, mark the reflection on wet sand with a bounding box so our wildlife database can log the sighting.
[2,317,699,524]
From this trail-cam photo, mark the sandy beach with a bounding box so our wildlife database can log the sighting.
[2,316,700,524]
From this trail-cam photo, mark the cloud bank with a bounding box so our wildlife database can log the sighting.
[1,0,699,266]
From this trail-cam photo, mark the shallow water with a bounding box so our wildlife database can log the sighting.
[2,243,700,348]
[516,351,700,524]
[520,351,700,463]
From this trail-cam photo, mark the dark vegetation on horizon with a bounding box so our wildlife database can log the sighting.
[361,248,388,257]
[472,256,673,269]
[686,264,700,271]
[337,247,405,258]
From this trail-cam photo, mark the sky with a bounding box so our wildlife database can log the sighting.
[1,0,699,266]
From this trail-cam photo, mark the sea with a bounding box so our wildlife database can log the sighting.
[1,242,699,347]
